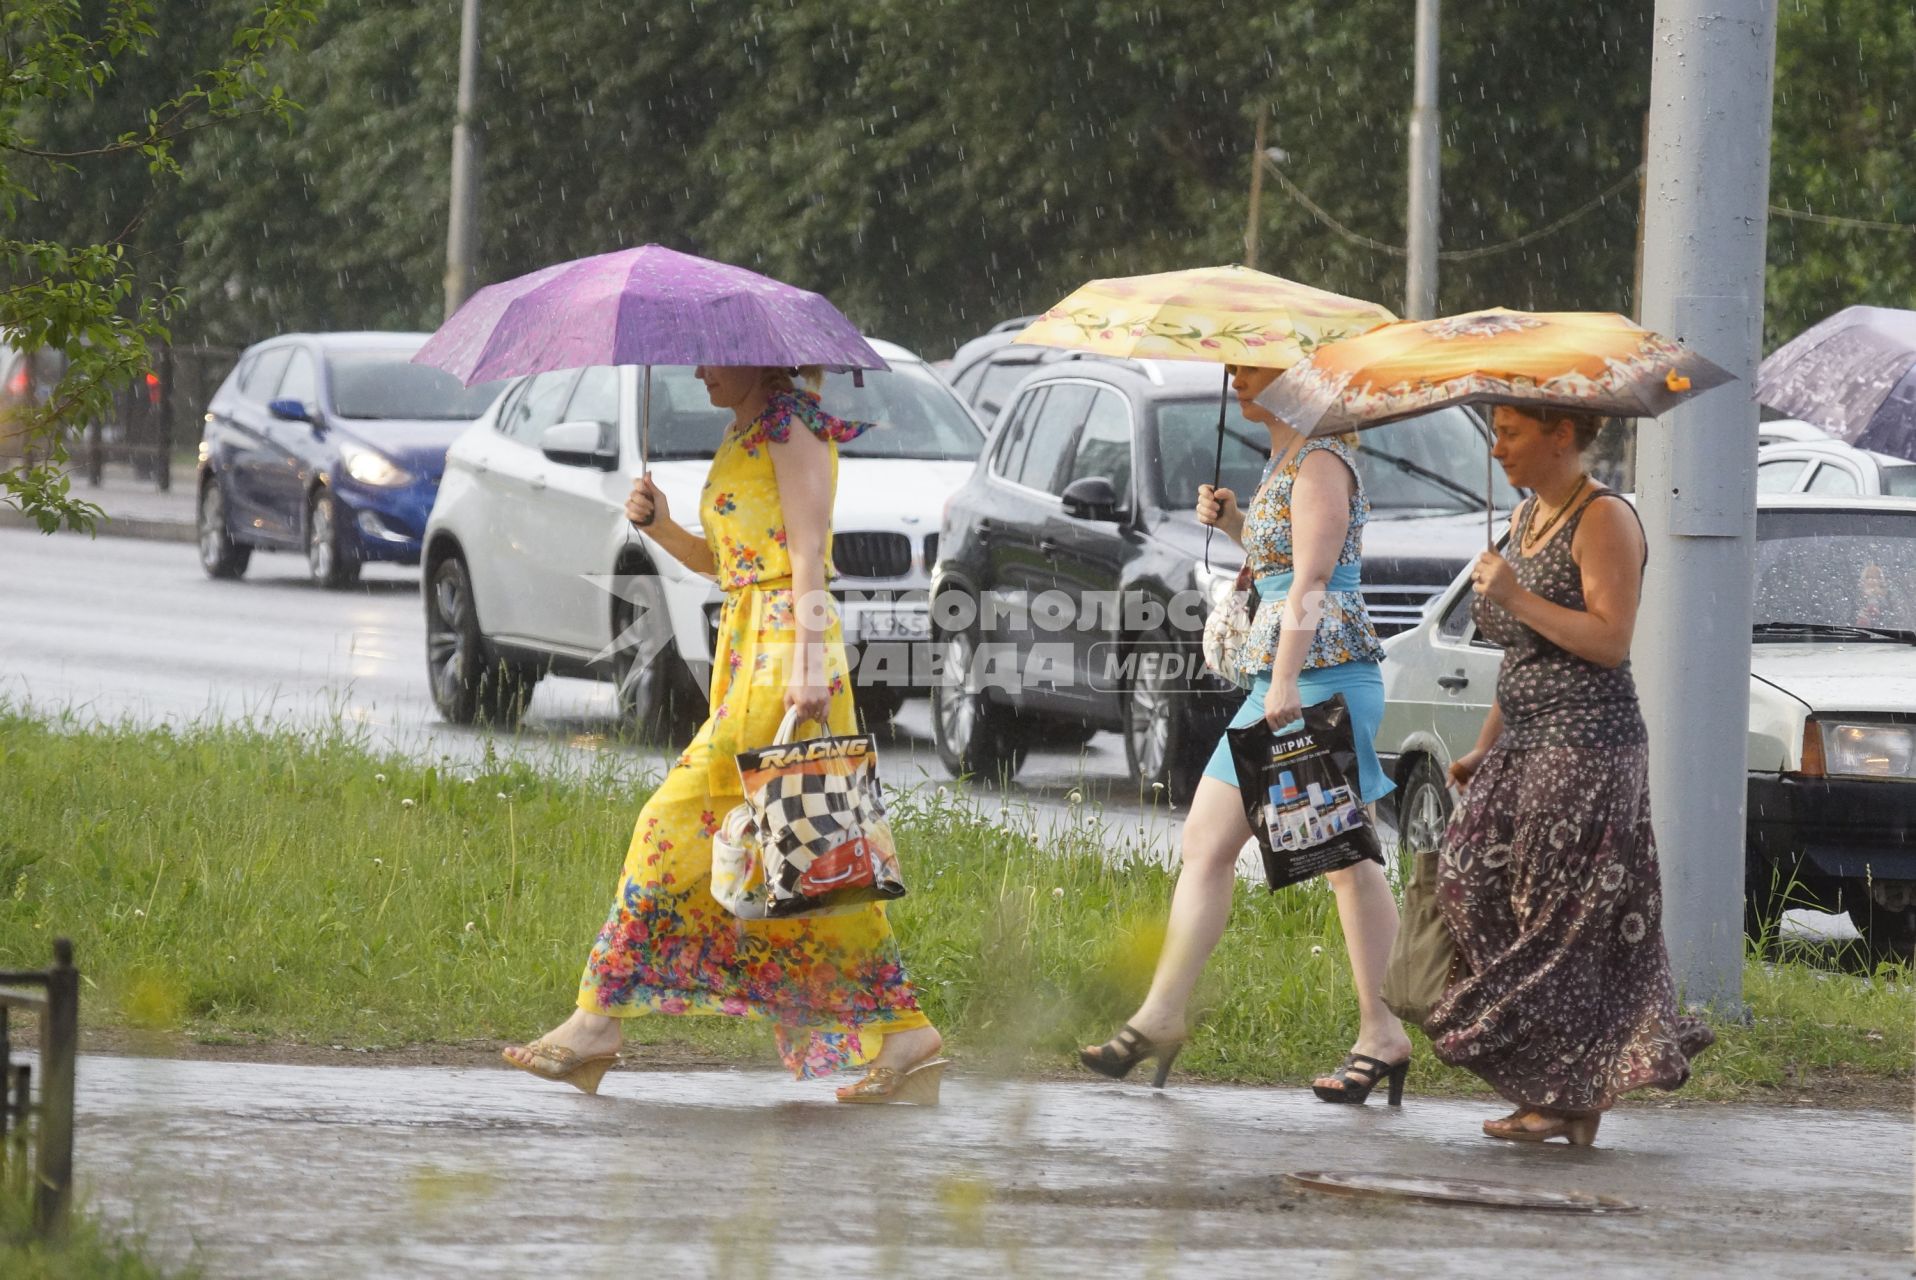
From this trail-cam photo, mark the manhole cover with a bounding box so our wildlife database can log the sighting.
[1284,1171,1641,1215]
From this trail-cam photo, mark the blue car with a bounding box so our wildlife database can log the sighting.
[196,332,505,587]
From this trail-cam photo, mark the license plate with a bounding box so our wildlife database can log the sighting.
[858,607,929,641]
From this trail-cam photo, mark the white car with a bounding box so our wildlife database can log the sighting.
[1756,417,1830,448]
[421,340,986,737]
[1375,495,1916,958]
[1757,437,1916,498]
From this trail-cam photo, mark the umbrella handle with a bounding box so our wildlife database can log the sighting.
[636,365,655,528]
[1205,364,1229,573]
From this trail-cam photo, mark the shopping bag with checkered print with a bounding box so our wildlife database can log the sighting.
[720,708,906,919]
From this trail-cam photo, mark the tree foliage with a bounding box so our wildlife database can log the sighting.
[9,0,1911,532]
[0,0,313,530]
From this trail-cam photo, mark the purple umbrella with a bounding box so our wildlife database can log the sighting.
[1758,306,1916,462]
[415,244,888,383]
[412,244,890,467]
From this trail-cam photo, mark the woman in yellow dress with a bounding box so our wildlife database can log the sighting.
[504,364,946,1103]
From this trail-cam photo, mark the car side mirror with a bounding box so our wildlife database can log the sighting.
[1061,475,1121,522]
[540,419,620,471]
[268,398,319,427]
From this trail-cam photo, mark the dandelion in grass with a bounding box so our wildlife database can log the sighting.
[401,798,416,810]
[464,922,476,933]
[375,772,388,784]
[1311,945,1324,956]
[373,857,384,867]
[1052,887,1065,901]
[496,792,509,802]
[1067,789,1083,806]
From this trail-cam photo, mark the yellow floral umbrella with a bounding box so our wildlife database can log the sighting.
[1258,308,1732,436]
[1012,265,1396,369]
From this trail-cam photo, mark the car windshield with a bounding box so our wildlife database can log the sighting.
[329,352,508,420]
[1753,508,1916,637]
[642,363,984,462]
[1150,399,1519,513]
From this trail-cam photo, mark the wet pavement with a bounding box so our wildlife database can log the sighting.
[0,526,1184,850]
[72,1054,1913,1278]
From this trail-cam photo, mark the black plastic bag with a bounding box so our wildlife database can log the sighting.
[1226,693,1383,890]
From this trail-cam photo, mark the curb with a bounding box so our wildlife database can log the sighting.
[0,510,198,544]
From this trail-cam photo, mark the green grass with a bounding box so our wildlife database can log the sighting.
[0,1187,185,1280]
[0,705,1908,1099]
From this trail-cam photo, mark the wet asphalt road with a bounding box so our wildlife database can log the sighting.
[71,1054,1912,1278]
[0,528,1187,851]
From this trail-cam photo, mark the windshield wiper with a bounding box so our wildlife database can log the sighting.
[1356,445,1491,511]
[1752,621,1916,644]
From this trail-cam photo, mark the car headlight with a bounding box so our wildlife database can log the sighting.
[1804,719,1916,781]
[341,442,410,487]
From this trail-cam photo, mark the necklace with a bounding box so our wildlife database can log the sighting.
[1520,475,1589,555]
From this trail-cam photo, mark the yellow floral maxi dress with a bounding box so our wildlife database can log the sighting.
[577,390,931,1078]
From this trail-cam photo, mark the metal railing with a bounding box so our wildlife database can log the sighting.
[0,938,77,1237]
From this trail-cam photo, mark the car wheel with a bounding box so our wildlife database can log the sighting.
[930,622,1026,783]
[196,477,250,579]
[1121,627,1203,805]
[425,553,536,726]
[307,487,361,589]
[1846,887,1916,966]
[1395,756,1453,886]
[612,591,704,744]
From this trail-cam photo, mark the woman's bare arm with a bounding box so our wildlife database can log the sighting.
[767,423,835,721]
[1489,497,1643,668]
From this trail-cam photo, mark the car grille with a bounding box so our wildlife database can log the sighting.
[1362,584,1445,636]
[834,531,913,579]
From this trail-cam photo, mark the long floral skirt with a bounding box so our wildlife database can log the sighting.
[1427,742,1713,1112]
[575,585,929,1079]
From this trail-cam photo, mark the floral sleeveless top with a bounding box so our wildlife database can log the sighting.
[699,390,872,592]
[1240,434,1385,673]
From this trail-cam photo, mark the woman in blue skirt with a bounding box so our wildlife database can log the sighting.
[1080,364,1410,1103]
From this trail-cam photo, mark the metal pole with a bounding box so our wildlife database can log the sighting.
[1404,0,1441,319]
[443,0,482,319]
[1635,0,1777,1012]
[1244,108,1268,270]
[34,938,76,1236]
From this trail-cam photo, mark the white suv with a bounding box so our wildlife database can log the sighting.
[421,339,985,737]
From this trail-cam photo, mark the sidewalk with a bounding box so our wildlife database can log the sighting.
[73,1055,1913,1279]
[0,460,197,541]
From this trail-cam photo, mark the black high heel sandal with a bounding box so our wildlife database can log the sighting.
[1079,1023,1184,1088]
[1312,1053,1410,1106]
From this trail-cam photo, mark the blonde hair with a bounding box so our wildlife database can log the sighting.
[764,365,825,395]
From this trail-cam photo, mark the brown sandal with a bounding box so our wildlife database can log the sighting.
[1482,1109,1601,1146]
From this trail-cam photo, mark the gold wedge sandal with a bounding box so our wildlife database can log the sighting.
[834,1057,951,1106]
[501,1040,620,1096]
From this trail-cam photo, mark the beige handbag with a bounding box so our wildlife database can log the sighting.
[1381,848,1460,1028]
[1201,564,1259,690]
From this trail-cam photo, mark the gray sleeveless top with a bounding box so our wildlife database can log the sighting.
[1472,490,1647,750]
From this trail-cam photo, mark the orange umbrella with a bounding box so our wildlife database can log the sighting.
[1258,307,1733,436]
[1258,308,1735,546]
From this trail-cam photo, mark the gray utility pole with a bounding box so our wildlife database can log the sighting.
[1635,0,1778,1011]
[1403,0,1441,319]
[443,0,482,320]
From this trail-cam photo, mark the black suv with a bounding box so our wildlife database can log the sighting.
[930,356,1515,801]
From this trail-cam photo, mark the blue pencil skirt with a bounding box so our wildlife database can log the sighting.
[1200,661,1395,804]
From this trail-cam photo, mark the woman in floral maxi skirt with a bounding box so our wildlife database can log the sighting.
[504,365,944,1103]
[1430,405,1712,1146]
